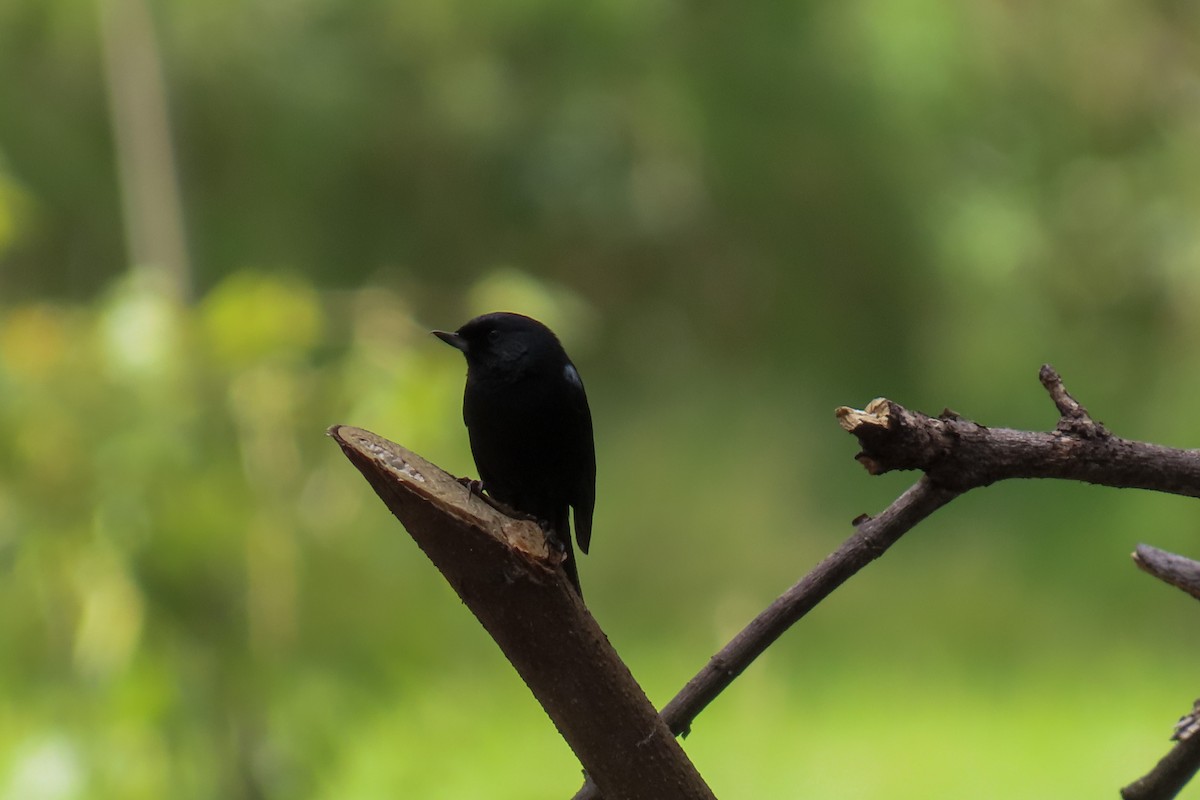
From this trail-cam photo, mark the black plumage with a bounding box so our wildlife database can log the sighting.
[433,312,596,595]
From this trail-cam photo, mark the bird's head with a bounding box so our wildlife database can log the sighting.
[433,312,566,377]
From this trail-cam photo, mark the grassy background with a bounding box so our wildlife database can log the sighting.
[4,1,1200,797]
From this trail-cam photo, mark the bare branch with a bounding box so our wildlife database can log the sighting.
[581,365,1200,799]
[658,476,958,738]
[575,479,959,800]
[1121,719,1200,800]
[337,364,1200,799]
[834,366,1200,496]
[1119,548,1200,799]
[1133,545,1200,602]
[1038,363,1106,435]
[329,426,714,800]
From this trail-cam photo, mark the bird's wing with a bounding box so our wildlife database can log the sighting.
[565,361,597,554]
[574,491,594,555]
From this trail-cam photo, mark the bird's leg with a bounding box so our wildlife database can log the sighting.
[456,476,485,505]
[539,520,570,557]
[541,520,563,549]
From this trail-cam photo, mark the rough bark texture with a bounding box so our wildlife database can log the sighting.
[1123,545,1200,800]
[658,476,958,737]
[333,363,1200,800]
[574,477,961,800]
[1121,729,1200,800]
[834,400,1200,497]
[836,367,1200,800]
[580,365,1200,800]
[1134,544,1200,602]
[329,425,714,800]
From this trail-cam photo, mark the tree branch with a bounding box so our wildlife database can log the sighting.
[1119,546,1200,800]
[1038,363,1104,434]
[833,367,1200,496]
[662,365,1200,739]
[336,363,1200,799]
[1120,718,1200,800]
[841,369,1200,799]
[1133,544,1200,602]
[574,477,959,800]
[328,425,714,800]
[577,364,1200,799]
[658,476,958,738]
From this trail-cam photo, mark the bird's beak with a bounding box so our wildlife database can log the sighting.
[432,329,468,352]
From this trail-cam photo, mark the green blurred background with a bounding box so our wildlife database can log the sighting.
[3,1,1200,797]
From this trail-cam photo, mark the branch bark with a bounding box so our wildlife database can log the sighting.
[676,366,1200,733]
[1120,546,1200,800]
[658,476,958,737]
[1120,722,1200,800]
[840,369,1200,799]
[1134,544,1200,602]
[335,363,1200,799]
[328,425,714,800]
[573,477,960,800]
[578,364,1200,799]
[833,366,1200,497]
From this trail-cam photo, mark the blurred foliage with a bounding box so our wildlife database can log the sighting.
[4,0,1200,798]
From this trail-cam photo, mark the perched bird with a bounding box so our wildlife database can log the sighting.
[433,312,596,596]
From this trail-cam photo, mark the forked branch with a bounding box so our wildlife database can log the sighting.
[835,367,1200,496]
[582,366,1200,799]
[1121,546,1200,800]
[656,366,1200,742]
[329,425,713,800]
[334,364,1200,800]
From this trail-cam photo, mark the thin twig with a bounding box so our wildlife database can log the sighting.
[577,364,1200,799]
[1133,544,1200,602]
[1121,726,1200,800]
[1038,364,1105,434]
[571,478,959,800]
[1121,548,1200,799]
[658,476,959,738]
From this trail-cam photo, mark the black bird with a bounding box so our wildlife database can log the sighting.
[433,312,596,596]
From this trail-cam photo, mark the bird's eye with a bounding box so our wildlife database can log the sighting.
[487,329,501,343]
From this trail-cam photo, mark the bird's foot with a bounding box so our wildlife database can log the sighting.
[456,477,486,510]
[543,524,564,549]
[453,474,482,494]
[539,522,570,556]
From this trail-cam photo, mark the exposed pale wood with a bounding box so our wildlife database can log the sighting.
[329,425,714,800]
